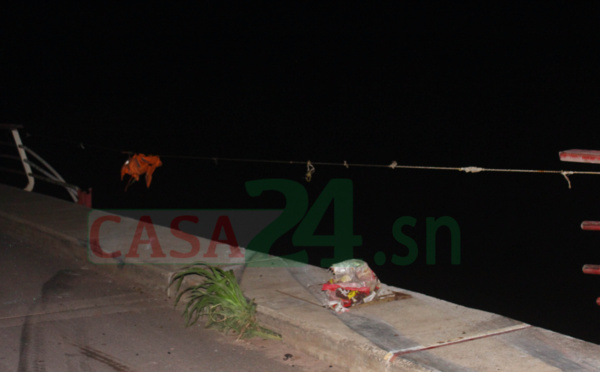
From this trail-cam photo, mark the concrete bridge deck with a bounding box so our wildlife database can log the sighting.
[1,183,599,371]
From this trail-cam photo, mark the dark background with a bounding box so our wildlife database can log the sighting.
[3,2,600,343]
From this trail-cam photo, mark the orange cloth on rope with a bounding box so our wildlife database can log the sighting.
[121,154,162,190]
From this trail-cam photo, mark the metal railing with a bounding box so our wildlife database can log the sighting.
[560,149,600,305]
[0,124,91,207]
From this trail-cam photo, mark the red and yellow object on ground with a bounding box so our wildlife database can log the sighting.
[322,259,380,312]
[121,154,162,191]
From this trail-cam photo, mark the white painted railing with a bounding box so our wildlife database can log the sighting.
[0,124,90,206]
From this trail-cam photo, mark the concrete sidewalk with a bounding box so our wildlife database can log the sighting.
[1,183,599,371]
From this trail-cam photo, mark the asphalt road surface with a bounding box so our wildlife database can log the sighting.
[0,233,343,372]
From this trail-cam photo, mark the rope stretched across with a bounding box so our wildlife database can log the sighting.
[26,135,600,189]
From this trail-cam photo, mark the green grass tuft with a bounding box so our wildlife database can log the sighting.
[170,263,281,340]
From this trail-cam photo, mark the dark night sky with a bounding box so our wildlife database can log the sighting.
[4,2,600,161]
[3,3,600,343]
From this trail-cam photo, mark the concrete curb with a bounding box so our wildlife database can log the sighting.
[254,305,425,371]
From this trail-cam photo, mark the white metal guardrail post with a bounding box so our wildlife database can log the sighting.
[10,126,35,192]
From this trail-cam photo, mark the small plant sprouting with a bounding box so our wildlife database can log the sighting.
[170,263,281,340]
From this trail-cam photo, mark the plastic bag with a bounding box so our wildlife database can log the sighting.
[321,259,380,312]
